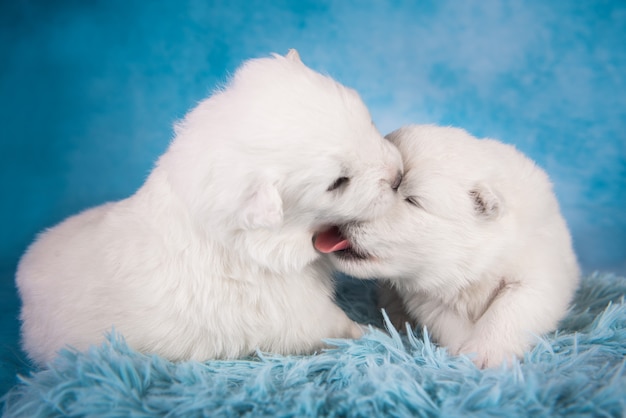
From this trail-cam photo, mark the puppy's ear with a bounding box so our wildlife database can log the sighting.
[469,184,502,220]
[239,181,284,229]
[286,49,302,63]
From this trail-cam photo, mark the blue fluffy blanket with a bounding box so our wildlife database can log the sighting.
[2,272,625,417]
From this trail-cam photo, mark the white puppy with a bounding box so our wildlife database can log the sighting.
[16,50,403,366]
[318,125,580,368]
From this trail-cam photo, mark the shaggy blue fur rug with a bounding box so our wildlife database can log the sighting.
[2,272,625,417]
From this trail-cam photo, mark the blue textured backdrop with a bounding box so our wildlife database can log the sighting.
[1,2,625,280]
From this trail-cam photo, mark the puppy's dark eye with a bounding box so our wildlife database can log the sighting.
[405,196,422,208]
[328,176,350,192]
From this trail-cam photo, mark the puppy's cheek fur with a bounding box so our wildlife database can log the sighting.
[239,182,284,229]
[243,231,320,274]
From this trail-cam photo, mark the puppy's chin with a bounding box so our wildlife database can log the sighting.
[330,251,382,278]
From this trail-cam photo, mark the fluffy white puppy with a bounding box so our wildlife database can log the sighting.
[16,50,403,366]
[318,125,580,368]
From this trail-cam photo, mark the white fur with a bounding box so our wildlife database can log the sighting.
[329,125,580,368]
[16,50,403,366]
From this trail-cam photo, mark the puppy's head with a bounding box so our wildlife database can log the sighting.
[323,125,545,291]
[159,50,403,271]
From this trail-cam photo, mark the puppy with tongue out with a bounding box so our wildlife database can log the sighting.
[17,50,403,366]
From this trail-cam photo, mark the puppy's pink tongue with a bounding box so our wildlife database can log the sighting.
[314,226,350,253]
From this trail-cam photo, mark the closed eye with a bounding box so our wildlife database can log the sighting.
[327,176,350,192]
[405,196,423,208]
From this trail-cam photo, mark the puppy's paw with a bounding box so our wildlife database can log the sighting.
[343,321,385,339]
[348,322,368,339]
[457,339,521,369]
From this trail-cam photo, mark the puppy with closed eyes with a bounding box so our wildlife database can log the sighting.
[319,125,580,368]
[16,50,403,366]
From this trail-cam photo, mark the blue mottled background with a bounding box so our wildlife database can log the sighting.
[0,0,625,390]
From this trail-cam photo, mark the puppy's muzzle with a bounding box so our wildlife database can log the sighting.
[391,171,403,192]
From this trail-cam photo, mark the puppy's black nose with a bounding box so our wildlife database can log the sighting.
[391,171,403,191]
